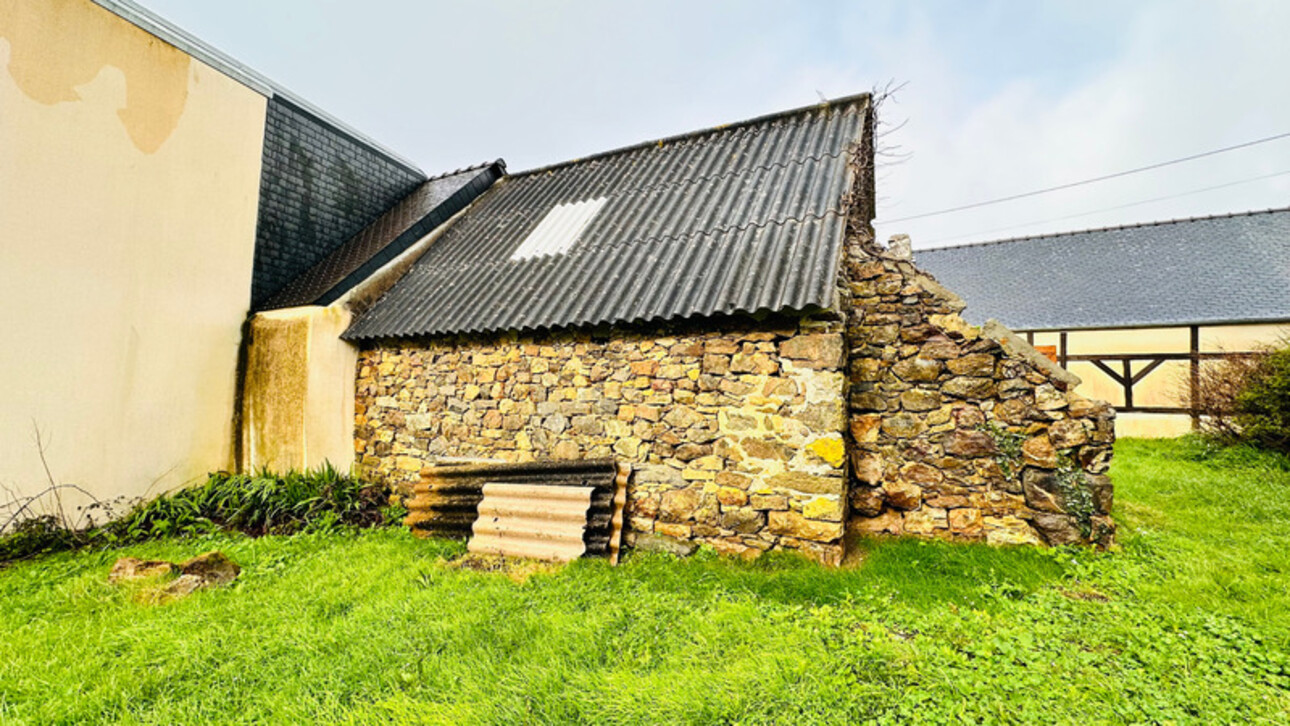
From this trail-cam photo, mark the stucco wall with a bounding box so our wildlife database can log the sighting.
[0,0,267,510]
[241,307,357,473]
[354,316,852,564]
[1029,322,1290,437]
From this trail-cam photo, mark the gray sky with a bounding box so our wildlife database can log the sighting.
[141,0,1290,248]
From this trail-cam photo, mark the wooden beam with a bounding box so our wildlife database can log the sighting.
[1190,325,1201,430]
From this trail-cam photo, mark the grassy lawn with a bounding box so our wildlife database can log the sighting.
[2,438,1289,724]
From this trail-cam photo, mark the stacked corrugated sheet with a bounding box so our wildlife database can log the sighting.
[404,459,629,563]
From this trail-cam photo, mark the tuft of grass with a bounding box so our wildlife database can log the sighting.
[1,463,391,564]
[0,439,1288,723]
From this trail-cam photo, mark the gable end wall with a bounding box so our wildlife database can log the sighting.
[250,97,425,308]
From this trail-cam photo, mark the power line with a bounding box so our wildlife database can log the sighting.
[922,168,1290,247]
[879,130,1290,224]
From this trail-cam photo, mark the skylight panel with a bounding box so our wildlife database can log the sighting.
[509,198,608,261]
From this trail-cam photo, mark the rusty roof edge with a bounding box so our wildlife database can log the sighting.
[509,92,872,180]
[424,458,618,479]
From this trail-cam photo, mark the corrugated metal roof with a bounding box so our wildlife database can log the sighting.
[916,208,1290,331]
[260,162,504,311]
[344,94,871,340]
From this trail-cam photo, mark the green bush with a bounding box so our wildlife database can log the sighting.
[0,515,81,563]
[1236,345,1290,454]
[0,464,391,564]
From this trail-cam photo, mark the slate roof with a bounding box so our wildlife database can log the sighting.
[916,208,1290,330]
[261,162,504,310]
[344,94,872,341]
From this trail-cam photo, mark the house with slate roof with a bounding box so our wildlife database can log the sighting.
[918,209,1290,437]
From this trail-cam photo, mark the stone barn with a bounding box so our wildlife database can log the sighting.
[344,94,1116,564]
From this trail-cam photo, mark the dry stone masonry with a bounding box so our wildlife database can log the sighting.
[840,235,1116,548]
[354,235,1117,561]
[356,315,854,564]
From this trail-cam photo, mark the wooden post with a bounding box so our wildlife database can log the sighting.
[1059,332,1068,369]
[1189,325,1201,430]
[1122,359,1134,409]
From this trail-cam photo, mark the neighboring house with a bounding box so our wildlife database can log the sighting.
[0,0,495,511]
[918,209,1290,437]
[345,96,1116,563]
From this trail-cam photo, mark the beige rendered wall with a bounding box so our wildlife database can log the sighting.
[0,0,267,511]
[241,306,358,474]
[1029,322,1290,438]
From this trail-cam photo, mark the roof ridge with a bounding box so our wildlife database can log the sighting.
[507,92,871,180]
[424,159,506,183]
[451,149,852,225]
[918,206,1290,253]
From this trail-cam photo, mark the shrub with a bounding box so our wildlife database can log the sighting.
[0,464,391,564]
[1234,345,1290,454]
[1192,350,1269,441]
[0,515,81,563]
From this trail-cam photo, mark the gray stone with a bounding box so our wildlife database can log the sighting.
[1032,512,1083,546]
[901,389,942,412]
[892,358,942,382]
[1022,469,1065,513]
[981,319,1081,388]
[1088,473,1113,515]
[720,508,766,534]
[942,376,996,399]
[882,413,925,439]
[944,430,998,458]
[633,533,698,557]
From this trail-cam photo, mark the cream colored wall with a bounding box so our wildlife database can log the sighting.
[241,307,358,474]
[1029,322,1290,438]
[0,0,267,512]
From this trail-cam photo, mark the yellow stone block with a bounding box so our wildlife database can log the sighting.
[801,496,843,521]
[693,455,724,471]
[807,436,846,468]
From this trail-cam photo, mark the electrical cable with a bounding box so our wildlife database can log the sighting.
[921,169,1290,247]
[879,131,1290,224]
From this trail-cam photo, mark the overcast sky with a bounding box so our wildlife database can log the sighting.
[140,0,1290,248]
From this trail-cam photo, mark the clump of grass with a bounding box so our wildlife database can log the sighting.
[0,463,392,564]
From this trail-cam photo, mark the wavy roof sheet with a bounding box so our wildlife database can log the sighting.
[917,208,1290,330]
[344,94,871,340]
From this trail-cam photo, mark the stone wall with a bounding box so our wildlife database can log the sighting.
[841,238,1116,547]
[354,315,853,563]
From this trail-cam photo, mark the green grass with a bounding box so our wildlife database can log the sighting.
[2,438,1289,724]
